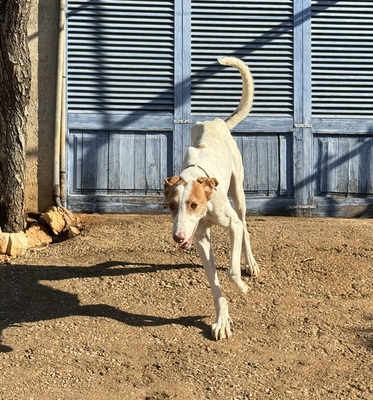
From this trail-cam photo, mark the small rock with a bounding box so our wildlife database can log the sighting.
[26,224,53,248]
[60,207,81,228]
[7,232,28,256]
[43,206,65,235]
[0,232,10,254]
[68,226,80,239]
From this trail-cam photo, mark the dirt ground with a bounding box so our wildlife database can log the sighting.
[0,214,372,400]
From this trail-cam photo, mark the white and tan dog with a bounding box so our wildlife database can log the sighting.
[164,57,259,340]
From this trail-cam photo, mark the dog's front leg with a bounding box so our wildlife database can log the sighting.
[195,222,232,340]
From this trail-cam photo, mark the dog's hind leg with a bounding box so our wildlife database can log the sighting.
[195,221,232,340]
[213,201,249,294]
[229,174,260,277]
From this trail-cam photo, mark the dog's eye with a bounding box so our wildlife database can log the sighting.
[190,202,198,209]
[168,202,175,210]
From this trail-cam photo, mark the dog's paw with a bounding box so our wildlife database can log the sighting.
[212,315,232,340]
[212,297,232,340]
[246,260,260,277]
[227,269,249,295]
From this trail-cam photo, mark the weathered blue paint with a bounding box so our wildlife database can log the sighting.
[69,130,171,194]
[66,0,373,217]
[314,135,373,196]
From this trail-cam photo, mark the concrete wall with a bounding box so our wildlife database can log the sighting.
[26,0,59,213]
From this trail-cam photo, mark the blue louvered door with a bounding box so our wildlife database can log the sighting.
[66,0,373,216]
[66,0,297,214]
[66,0,175,212]
[311,0,373,216]
[190,0,296,214]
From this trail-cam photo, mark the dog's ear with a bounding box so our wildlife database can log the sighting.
[164,176,180,198]
[197,177,219,200]
[164,176,180,186]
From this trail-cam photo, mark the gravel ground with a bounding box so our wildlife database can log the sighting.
[0,214,372,400]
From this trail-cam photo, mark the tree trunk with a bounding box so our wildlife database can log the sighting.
[0,0,31,232]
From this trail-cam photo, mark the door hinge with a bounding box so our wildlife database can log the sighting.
[173,119,192,124]
[294,123,312,128]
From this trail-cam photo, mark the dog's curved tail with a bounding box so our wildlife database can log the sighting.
[218,57,254,130]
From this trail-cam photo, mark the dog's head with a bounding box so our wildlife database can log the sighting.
[164,176,218,248]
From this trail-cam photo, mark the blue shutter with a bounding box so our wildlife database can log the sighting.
[311,1,373,201]
[190,0,294,127]
[65,1,373,215]
[66,0,175,210]
[67,0,174,129]
[189,0,294,203]
[312,1,373,119]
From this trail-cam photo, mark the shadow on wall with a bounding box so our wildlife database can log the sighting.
[306,126,373,218]
[63,0,336,200]
[36,1,60,211]
[66,0,341,130]
[320,126,373,218]
[28,0,373,217]
[26,1,60,212]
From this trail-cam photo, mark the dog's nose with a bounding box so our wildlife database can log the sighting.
[173,232,185,243]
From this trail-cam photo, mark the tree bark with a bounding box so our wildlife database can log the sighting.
[0,0,31,232]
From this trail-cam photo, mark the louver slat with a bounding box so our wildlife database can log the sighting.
[191,0,293,118]
[311,1,373,118]
[67,0,174,115]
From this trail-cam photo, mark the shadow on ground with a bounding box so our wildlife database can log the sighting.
[0,261,209,352]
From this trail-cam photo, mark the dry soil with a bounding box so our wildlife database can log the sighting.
[0,214,372,400]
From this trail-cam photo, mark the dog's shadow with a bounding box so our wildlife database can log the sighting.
[0,261,210,352]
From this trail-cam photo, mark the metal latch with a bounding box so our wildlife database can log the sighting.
[288,205,316,209]
[173,119,192,124]
[294,124,312,128]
